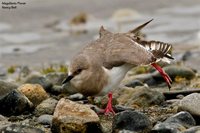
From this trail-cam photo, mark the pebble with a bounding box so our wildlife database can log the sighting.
[68,93,85,101]
[152,111,196,133]
[0,124,44,133]
[34,98,58,116]
[24,75,53,91]
[18,84,49,106]
[51,98,101,133]
[116,86,165,108]
[112,110,152,132]
[0,89,33,116]
[37,114,53,125]
[178,93,200,117]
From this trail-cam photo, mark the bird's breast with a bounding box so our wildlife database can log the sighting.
[99,64,133,95]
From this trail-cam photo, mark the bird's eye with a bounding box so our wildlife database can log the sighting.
[75,69,82,74]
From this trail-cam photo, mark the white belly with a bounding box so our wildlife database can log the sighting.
[99,64,133,95]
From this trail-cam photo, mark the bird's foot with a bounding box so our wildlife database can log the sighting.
[103,92,115,115]
[151,63,172,89]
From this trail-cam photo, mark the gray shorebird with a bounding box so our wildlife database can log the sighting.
[62,19,174,114]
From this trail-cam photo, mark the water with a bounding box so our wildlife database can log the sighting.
[0,0,200,68]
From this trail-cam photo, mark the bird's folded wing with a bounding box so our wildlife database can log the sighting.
[103,35,156,69]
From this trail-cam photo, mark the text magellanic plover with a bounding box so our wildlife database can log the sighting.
[62,19,174,114]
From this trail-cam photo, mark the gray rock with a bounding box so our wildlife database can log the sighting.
[112,110,152,132]
[152,65,196,81]
[183,126,200,133]
[35,98,58,116]
[116,86,165,108]
[178,93,200,116]
[25,75,53,91]
[152,122,186,133]
[0,89,33,116]
[0,80,18,98]
[45,72,66,85]
[0,124,44,133]
[51,98,101,133]
[152,111,196,133]
[165,111,196,128]
[37,114,53,125]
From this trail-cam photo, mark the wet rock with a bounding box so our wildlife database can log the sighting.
[51,98,101,133]
[152,111,196,133]
[45,72,66,85]
[183,126,200,133]
[152,65,196,81]
[34,98,58,116]
[0,124,44,133]
[0,89,33,116]
[178,93,200,116]
[18,84,49,106]
[25,75,53,91]
[0,80,18,97]
[37,114,53,125]
[116,86,165,108]
[124,79,144,88]
[112,110,152,132]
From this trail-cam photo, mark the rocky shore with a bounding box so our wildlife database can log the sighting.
[0,61,200,133]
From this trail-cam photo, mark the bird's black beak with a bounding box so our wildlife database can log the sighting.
[62,75,74,84]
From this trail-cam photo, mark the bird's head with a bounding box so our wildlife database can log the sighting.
[62,55,91,88]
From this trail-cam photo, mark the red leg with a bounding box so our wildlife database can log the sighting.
[151,63,172,89]
[104,92,115,115]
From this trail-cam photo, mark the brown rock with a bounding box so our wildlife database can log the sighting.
[51,98,101,133]
[18,84,49,106]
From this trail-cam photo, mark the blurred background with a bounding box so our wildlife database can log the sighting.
[0,0,200,70]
